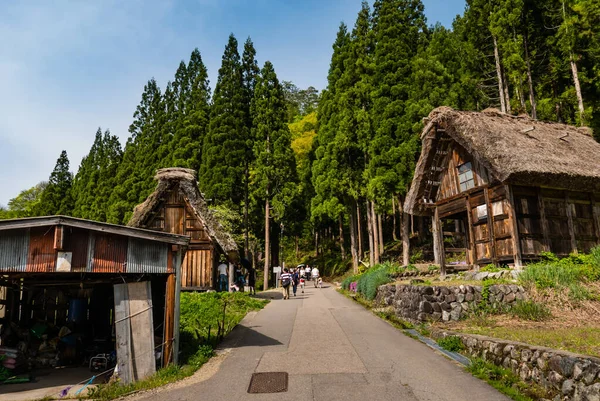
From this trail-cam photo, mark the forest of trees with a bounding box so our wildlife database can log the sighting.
[1,0,599,281]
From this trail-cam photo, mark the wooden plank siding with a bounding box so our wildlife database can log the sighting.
[143,186,217,290]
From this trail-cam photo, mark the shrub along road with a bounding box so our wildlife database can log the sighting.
[133,285,509,401]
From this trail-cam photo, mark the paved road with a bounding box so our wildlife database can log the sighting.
[136,284,509,401]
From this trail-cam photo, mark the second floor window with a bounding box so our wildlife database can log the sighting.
[458,162,475,191]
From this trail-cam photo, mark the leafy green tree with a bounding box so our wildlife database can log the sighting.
[200,34,247,205]
[36,150,74,216]
[252,61,297,289]
[0,182,48,219]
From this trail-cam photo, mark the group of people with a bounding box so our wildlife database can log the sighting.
[217,258,256,295]
[279,265,321,300]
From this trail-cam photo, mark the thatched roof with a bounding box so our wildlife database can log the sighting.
[128,168,239,262]
[405,106,600,215]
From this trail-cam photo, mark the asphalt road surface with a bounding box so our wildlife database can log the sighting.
[134,284,509,401]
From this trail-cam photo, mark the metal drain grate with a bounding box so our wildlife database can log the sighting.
[247,372,289,393]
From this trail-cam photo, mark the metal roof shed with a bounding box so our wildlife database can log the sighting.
[0,216,190,383]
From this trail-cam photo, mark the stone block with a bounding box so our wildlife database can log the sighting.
[520,364,531,381]
[465,293,474,302]
[442,310,451,321]
[583,363,600,385]
[549,355,576,378]
[503,292,516,303]
[445,293,456,303]
[461,302,469,311]
[450,308,461,321]
[457,293,465,303]
[440,302,451,312]
[431,312,442,321]
[548,371,564,390]
[521,349,532,362]
[562,379,575,396]
[474,272,489,280]
[419,301,433,314]
[432,302,441,313]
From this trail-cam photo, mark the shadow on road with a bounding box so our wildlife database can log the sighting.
[221,324,283,349]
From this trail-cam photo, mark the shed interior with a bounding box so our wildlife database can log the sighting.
[0,273,169,393]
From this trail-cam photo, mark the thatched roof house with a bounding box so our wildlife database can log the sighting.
[404,107,600,271]
[129,168,239,290]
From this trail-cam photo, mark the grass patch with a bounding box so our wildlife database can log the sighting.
[343,262,403,300]
[454,325,600,356]
[467,358,549,400]
[86,293,268,400]
[437,335,464,352]
[509,300,551,321]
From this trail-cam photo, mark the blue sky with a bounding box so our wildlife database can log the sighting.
[0,0,465,206]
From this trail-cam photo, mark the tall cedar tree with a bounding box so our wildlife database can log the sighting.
[72,128,122,221]
[200,34,247,205]
[311,23,351,226]
[241,38,261,256]
[369,0,427,205]
[252,61,297,289]
[36,150,74,216]
[108,79,164,223]
[170,49,211,170]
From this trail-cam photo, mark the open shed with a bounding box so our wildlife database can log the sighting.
[405,107,600,272]
[0,216,189,391]
[128,168,239,291]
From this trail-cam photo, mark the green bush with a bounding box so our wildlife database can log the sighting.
[480,264,501,273]
[354,263,399,300]
[510,300,551,321]
[437,335,464,352]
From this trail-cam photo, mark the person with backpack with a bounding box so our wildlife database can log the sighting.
[291,268,300,297]
[280,268,292,300]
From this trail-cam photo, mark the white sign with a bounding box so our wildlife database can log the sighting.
[272,266,281,274]
[57,252,73,272]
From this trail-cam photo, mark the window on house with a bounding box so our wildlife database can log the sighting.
[458,162,475,191]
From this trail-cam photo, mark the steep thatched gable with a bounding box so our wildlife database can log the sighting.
[405,106,600,215]
[128,168,239,262]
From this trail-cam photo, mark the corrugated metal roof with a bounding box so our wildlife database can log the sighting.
[92,233,127,273]
[127,238,168,273]
[0,216,190,246]
[0,229,29,272]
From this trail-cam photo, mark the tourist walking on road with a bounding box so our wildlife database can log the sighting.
[280,268,292,300]
[305,265,311,282]
[291,268,300,297]
[311,266,321,288]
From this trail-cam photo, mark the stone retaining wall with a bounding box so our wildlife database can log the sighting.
[375,284,527,322]
[433,331,600,400]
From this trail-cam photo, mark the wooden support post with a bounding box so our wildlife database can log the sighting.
[465,195,476,268]
[163,272,176,367]
[173,247,183,365]
[484,188,497,265]
[506,185,523,268]
[434,207,446,276]
[565,193,578,254]
[591,194,600,244]
[537,188,551,251]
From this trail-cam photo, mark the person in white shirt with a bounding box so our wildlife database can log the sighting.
[280,268,293,300]
[305,266,311,281]
[311,267,320,288]
[217,261,228,292]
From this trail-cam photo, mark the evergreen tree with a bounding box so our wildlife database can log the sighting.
[36,150,74,216]
[200,34,246,205]
[252,61,297,289]
[108,79,163,223]
[170,49,211,170]
[369,0,426,205]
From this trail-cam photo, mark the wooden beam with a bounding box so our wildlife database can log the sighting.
[565,193,578,254]
[163,273,175,367]
[591,194,600,244]
[465,195,476,267]
[172,247,183,365]
[433,207,446,276]
[537,188,551,252]
[53,225,64,250]
[505,185,523,268]
[484,188,497,265]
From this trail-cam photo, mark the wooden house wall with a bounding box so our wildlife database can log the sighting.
[436,145,491,202]
[512,186,600,257]
[145,186,215,289]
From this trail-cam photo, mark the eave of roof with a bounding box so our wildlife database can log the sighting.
[0,215,190,246]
